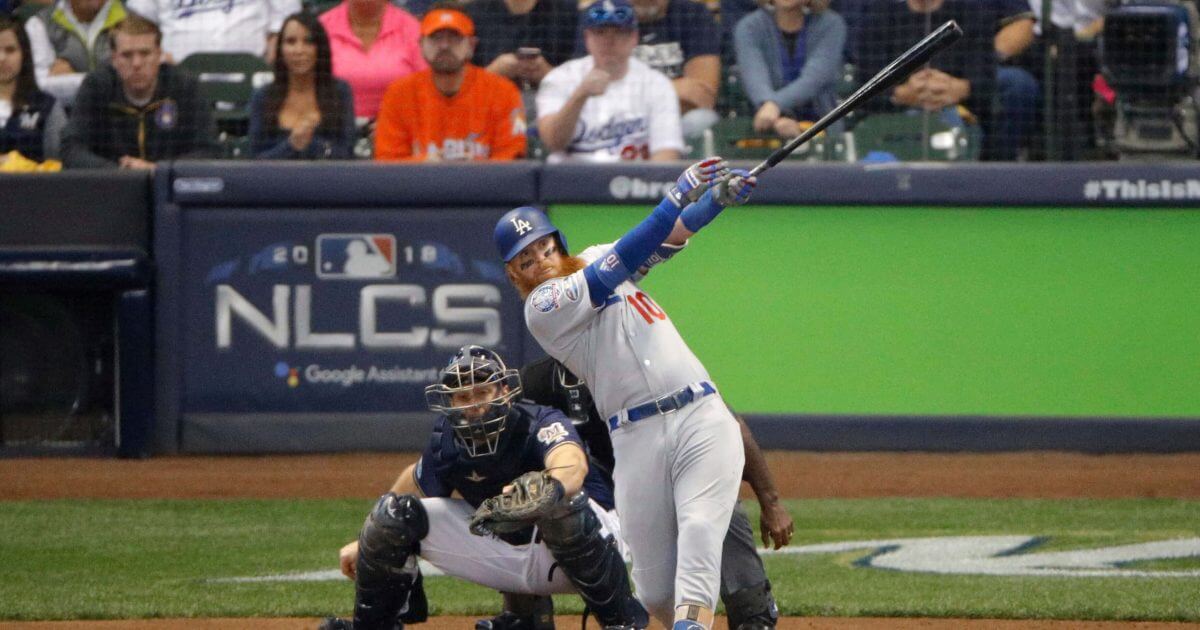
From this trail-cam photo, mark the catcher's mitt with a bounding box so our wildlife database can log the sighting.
[469,471,565,536]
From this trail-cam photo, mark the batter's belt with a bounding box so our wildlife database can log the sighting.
[607,381,717,431]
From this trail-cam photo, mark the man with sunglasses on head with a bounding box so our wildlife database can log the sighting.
[535,0,682,162]
[323,345,647,630]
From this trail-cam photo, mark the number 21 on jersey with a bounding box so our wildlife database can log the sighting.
[627,291,666,324]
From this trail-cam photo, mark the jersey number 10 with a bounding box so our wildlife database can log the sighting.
[628,291,666,324]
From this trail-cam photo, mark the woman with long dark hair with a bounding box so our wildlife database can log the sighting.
[248,11,355,159]
[0,14,66,161]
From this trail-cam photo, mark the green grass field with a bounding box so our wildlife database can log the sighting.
[2,498,1198,622]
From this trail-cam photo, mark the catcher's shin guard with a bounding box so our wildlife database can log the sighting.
[475,593,555,630]
[353,493,430,630]
[537,494,648,628]
[723,580,778,630]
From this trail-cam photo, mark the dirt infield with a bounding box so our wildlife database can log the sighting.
[9,616,1200,630]
[4,452,1199,501]
[3,451,1199,629]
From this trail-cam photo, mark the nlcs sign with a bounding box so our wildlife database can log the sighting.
[215,283,502,350]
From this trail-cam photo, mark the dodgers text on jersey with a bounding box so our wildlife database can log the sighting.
[572,114,650,152]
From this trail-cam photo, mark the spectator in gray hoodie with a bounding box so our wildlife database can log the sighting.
[733,0,845,138]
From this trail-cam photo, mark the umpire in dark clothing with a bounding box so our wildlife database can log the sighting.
[61,14,216,169]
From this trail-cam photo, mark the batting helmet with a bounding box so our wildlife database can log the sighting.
[425,345,523,457]
[494,206,568,262]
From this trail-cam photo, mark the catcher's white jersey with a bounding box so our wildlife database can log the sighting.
[524,244,710,421]
[536,57,683,163]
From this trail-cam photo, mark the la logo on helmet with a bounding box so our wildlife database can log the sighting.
[511,217,533,235]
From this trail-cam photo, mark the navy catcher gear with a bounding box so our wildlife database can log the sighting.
[495,206,568,262]
[538,493,648,628]
[476,594,554,630]
[353,493,430,630]
[426,345,522,457]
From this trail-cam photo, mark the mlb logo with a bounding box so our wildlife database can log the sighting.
[316,234,397,279]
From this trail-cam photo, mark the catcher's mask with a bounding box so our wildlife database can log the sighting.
[553,362,593,426]
[425,345,522,457]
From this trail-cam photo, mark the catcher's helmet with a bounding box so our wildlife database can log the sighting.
[494,206,568,262]
[425,345,522,457]
[553,362,593,426]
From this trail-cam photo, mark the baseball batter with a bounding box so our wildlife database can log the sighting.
[323,346,647,630]
[495,158,757,630]
[516,356,793,630]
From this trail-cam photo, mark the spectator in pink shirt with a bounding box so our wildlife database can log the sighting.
[320,0,427,118]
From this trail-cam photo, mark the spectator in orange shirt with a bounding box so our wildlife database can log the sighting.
[374,4,527,161]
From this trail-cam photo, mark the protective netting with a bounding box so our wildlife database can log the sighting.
[2,0,1196,166]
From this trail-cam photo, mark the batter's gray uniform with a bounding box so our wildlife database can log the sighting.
[524,242,745,626]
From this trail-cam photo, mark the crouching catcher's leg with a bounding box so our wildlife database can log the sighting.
[537,493,648,628]
[354,493,430,630]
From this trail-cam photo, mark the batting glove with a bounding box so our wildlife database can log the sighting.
[713,169,757,207]
[667,156,729,208]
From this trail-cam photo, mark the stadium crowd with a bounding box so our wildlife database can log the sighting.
[0,0,1126,167]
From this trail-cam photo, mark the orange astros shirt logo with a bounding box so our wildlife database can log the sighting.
[431,133,490,160]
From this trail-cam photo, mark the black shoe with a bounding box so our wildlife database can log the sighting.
[735,624,774,630]
[476,611,539,630]
[318,618,353,630]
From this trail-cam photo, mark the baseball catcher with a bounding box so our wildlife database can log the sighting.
[320,345,647,630]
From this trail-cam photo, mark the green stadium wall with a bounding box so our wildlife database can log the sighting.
[552,205,1200,420]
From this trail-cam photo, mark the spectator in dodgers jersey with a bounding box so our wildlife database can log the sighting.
[60,14,216,169]
[374,5,525,161]
[734,0,845,139]
[466,0,578,89]
[125,0,299,63]
[24,0,128,106]
[575,0,720,138]
[536,0,682,162]
[248,12,355,159]
[1,14,67,161]
[321,0,426,118]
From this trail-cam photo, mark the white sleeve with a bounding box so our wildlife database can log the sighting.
[536,66,574,121]
[577,243,614,265]
[647,71,684,154]
[524,272,597,357]
[126,0,160,22]
[24,17,54,86]
[268,0,301,31]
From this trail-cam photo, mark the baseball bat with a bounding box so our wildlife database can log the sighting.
[747,19,964,177]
